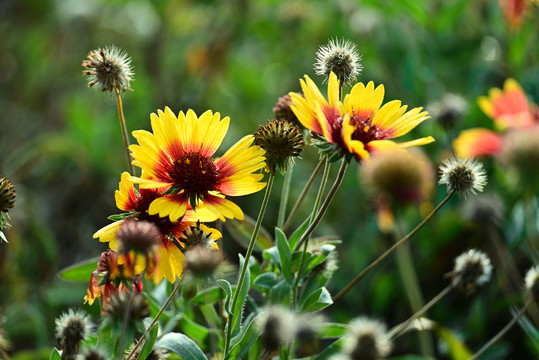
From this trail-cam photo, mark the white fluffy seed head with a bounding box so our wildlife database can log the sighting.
[439,157,487,197]
[54,309,93,348]
[525,265,539,302]
[256,306,298,352]
[450,249,493,295]
[82,45,134,94]
[314,38,362,84]
[342,317,392,360]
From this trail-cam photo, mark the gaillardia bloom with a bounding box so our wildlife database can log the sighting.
[289,72,434,161]
[129,107,266,221]
[94,172,221,283]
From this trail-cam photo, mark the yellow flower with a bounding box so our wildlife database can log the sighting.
[129,108,267,221]
[289,72,434,161]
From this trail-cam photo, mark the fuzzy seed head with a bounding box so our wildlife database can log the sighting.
[427,93,467,129]
[314,38,362,84]
[125,342,166,360]
[116,220,161,255]
[256,306,298,353]
[462,194,504,226]
[181,221,220,251]
[55,309,93,359]
[81,349,108,360]
[343,317,392,360]
[254,119,304,175]
[525,265,539,303]
[0,177,15,213]
[82,46,134,93]
[184,245,225,278]
[103,292,150,324]
[450,249,492,295]
[273,93,303,127]
[307,239,339,278]
[439,157,487,197]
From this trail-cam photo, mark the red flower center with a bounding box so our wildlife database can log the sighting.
[166,152,221,195]
[135,189,181,236]
[324,106,386,147]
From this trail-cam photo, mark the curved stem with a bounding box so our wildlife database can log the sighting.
[114,88,135,175]
[390,283,455,339]
[470,300,531,360]
[282,156,326,233]
[277,168,293,229]
[294,158,349,251]
[125,278,184,360]
[332,191,455,304]
[224,175,275,355]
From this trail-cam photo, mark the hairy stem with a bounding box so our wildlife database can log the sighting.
[114,88,135,175]
[277,168,293,229]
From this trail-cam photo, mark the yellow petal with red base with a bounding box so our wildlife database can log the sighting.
[93,220,123,251]
[148,194,188,222]
[203,194,244,221]
[154,239,185,283]
[219,174,266,196]
[115,172,137,211]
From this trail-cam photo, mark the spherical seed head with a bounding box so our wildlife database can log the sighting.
[462,194,504,226]
[184,245,225,278]
[254,119,304,175]
[82,46,134,93]
[181,221,220,251]
[54,309,93,349]
[103,292,150,323]
[361,150,434,206]
[125,342,166,360]
[116,220,161,255]
[81,348,108,360]
[525,265,539,303]
[314,38,362,84]
[256,306,298,352]
[499,127,539,193]
[0,177,15,213]
[295,321,320,357]
[273,93,303,127]
[450,249,492,295]
[343,317,392,360]
[439,157,487,197]
[427,93,467,129]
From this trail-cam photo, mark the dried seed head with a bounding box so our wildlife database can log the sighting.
[181,221,221,251]
[116,220,161,256]
[307,239,339,278]
[80,348,109,360]
[525,265,539,303]
[256,306,298,353]
[125,342,167,360]
[254,119,304,175]
[273,93,303,127]
[314,39,362,84]
[295,320,320,357]
[0,177,15,213]
[184,245,225,278]
[82,46,134,94]
[462,194,504,226]
[55,309,93,360]
[343,317,392,360]
[103,292,150,324]
[427,93,467,129]
[449,249,492,295]
[439,157,487,197]
[361,150,434,206]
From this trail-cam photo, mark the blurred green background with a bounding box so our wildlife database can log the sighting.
[0,0,538,358]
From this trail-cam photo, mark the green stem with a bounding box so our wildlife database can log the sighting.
[282,156,326,233]
[470,300,531,360]
[114,88,135,175]
[294,158,349,251]
[390,283,455,339]
[125,278,184,360]
[332,191,455,304]
[224,175,275,355]
[277,167,293,229]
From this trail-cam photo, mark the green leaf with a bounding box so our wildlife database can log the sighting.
[138,321,159,360]
[275,228,292,284]
[269,279,291,307]
[304,244,335,272]
[435,326,473,360]
[263,246,281,267]
[289,218,310,250]
[49,348,61,360]
[315,323,347,338]
[190,286,226,305]
[157,332,208,360]
[299,274,329,308]
[224,215,273,251]
[313,337,344,359]
[57,257,99,282]
[253,272,279,289]
[301,287,333,313]
[179,316,210,343]
[217,279,233,314]
[225,314,260,360]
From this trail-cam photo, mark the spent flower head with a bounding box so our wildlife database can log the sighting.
[184,245,225,278]
[273,93,303,126]
[254,119,304,175]
[314,38,362,84]
[439,157,487,197]
[0,177,15,214]
[343,317,393,360]
[427,93,467,129]
[55,309,93,360]
[103,291,150,325]
[462,194,504,226]
[256,306,298,354]
[116,220,161,255]
[449,249,492,295]
[180,221,221,251]
[80,349,108,360]
[82,45,134,94]
[525,265,539,303]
